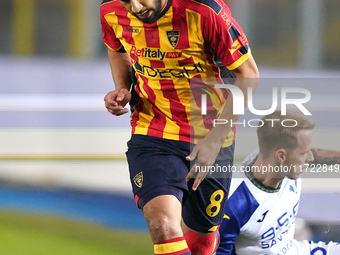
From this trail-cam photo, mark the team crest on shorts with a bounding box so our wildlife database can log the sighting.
[133,171,143,188]
[166,30,180,48]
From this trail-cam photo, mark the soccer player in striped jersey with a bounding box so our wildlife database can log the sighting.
[217,111,340,255]
[100,0,259,254]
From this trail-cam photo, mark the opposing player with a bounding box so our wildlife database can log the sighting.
[217,111,340,255]
[100,0,259,254]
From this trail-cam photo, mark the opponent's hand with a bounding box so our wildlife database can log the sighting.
[185,129,225,191]
[104,88,131,116]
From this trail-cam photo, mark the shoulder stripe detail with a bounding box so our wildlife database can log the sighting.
[228,24,241,42]
[191,0,222,14]
[228,181,259,228]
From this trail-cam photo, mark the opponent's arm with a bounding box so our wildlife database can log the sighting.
[311,148,340,165]
[216,214,239,255]
[104,49,132,116]
[217,194,245,255]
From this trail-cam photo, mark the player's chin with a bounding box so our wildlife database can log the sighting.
[137,13,158,24]
[288,172,302,180]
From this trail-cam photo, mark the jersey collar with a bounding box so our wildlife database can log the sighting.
[244,155,282,193]
[158,0,172,21]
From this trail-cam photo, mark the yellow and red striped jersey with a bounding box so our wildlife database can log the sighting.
[100,0,251,146]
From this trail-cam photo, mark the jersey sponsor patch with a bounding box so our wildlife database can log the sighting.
[125,27,139,33]
[229,40,242,55]
[220,11,232,27]
[133,61,204,79]
[130,46,182,60]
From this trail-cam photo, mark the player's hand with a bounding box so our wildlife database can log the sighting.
[104,88,131,116]
[185,129,225,191]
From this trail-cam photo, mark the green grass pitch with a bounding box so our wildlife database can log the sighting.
[0,210,153,255]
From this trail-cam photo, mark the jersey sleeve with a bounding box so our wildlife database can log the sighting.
[100,7,123,51]
[202,1,251,70]
[294,240,340,255]
[217,206,240,255]
[217,181,260,255]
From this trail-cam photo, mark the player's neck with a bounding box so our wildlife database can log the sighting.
[252,154,284,189]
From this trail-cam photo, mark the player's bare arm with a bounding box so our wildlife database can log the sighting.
[311,148,340,165]
[186,55,259,191]
[104,49,132,116]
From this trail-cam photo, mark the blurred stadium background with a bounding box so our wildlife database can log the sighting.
[0,0,339,254]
